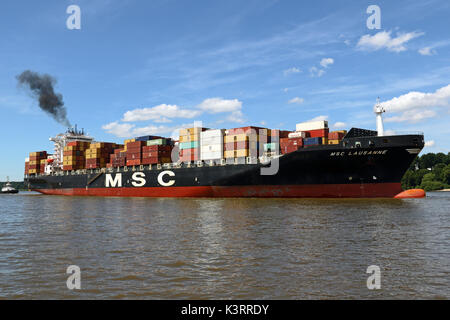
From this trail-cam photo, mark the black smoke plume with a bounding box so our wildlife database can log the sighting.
[17,70,70,127]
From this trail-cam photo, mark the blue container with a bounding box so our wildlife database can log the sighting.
[136,135,161,142]
[179,141,199,149]
[304,137,322,146]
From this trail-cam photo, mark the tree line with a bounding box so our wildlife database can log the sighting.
[402,152,450,191]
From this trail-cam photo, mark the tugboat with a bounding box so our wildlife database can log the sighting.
[1,177,19,194]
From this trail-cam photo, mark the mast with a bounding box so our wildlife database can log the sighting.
[374,97,385,136]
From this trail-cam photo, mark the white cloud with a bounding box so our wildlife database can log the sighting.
[288,97,304,104]
[357,30,424,52]
[122,104,201,122]
[226,110,245,123]
[310,66,325,77]
[131,124,175,137]
[381,84,450,112]
[102,122,135,138]
[385,109,437,123]
[197,98,242,114]
[320,58,334,68]
[105,97,247,137]
[308,115,328,122]
[418,47,436,56]
[425,140,435,147]
[332,121,346,129]
[102,121,176,138]
[381,84,450,123]
[283,67,302,76]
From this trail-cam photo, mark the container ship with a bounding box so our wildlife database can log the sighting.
[24,103,425,198]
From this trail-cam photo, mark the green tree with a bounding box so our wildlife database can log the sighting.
[419,153,437,169]
[433,163,446,181]
[442,164,450,185]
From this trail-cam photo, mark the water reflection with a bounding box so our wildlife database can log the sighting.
[0,192,449,299]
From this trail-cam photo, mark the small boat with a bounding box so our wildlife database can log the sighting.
[1,177,19,194]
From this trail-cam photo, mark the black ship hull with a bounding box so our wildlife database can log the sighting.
[25,134,424,198]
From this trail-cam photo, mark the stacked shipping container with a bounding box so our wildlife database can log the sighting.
[108,149,127,168]
[200,129,225,161]
[63,141,90,171]
[85,142,115,169]
[142,138,174,164]
[179,127,207,162]
[224,126,270,160]
[126,141,144,166]
[26,120,349,174]
[28,151,47,174]
[328,130,347,144]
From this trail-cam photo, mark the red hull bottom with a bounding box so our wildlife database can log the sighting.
[34,183,404,198]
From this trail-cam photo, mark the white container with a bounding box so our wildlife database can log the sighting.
[201,129,225,139]
[201,151,223,160]
[201,144,223,153]
[288,132,306,139]
[296,120,328,132]
[201,137,222,145]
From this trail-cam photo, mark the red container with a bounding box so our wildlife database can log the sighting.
[142,145,172,152]
[328,131,346,140]
[141,157,171,165]
[142,151,171,158]
[127,141,145,148]
[127,152,142,160]
[289,137,303,146]
[280,137,303,154]
[306,128,329,138]
[270,130,291,139]
[126,159,141,166]
[227,126,266,135]
[126,146,142,153]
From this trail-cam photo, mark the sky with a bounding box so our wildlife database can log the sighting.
[1,0,449,180]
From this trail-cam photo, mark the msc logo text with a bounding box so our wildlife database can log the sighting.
[105,171,175,188]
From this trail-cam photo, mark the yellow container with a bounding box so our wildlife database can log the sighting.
[322,138,329,145]
[224,150,236,158]
[86,154,103,159]
[187,127,205,134]
[29,160,38,165]
[29,169,37,174]
[179,134,199,143]
[92,142,105,149]
[40,159,47,164]
[328,139,340,145]
[224,134,249,143]
[236,149,249,157]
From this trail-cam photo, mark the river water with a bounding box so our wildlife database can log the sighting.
[0,192,449,299]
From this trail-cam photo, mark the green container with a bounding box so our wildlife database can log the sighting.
[147,139,167,146]
[264,143,278,151]
[180,141,199,150]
